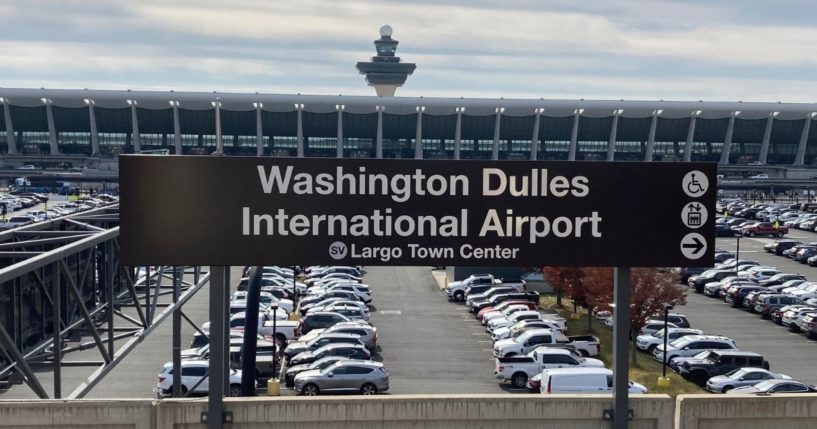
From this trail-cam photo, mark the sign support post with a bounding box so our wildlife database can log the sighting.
[206,266,226,429]
[611,267,631,428]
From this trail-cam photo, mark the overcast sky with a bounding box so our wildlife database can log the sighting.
[2,0,816,102]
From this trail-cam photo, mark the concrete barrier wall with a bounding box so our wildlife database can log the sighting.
[156,394,674,429]
[5,393,817,429]
[0,399,155,429]
[675,394,817,429]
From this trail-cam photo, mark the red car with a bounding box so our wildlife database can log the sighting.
[739,222,788,238]
[477,300,538,320]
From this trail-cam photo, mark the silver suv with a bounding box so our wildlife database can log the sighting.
[652,335,737,363]
[294,360,389,395]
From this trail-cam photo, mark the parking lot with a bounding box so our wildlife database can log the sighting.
[675,229,817,386]
[2,226,817,399]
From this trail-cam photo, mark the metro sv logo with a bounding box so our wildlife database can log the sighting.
[329,241,348,259]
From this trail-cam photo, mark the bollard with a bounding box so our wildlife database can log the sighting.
[267,379,280,396]
[657,376,671,388]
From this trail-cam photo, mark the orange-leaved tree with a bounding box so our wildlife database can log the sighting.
[580,267,687,364]
[541,266,585,308]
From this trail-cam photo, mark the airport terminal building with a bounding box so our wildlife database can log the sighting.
[0,89,816,166]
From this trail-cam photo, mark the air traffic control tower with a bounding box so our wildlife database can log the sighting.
[356,25,416,97]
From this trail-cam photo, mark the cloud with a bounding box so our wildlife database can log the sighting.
[0,1,814,103]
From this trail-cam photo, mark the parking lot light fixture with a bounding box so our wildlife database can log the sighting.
[270,302,279,373]
[660,304,674,382]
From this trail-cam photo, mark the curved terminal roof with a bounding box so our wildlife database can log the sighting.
[1,88,815,120]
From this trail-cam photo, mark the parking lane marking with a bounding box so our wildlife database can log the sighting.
[379,310,402,315]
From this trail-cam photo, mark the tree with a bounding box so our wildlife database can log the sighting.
[541,266,584,308]
[628,268,687,364]
[577,267,687,364]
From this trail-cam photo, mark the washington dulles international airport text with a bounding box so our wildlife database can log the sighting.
[242,165,602,244]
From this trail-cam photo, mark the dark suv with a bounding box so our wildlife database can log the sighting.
[297,312,351,335]
[767,240,803,256]
[724,285,764,307]
[689,270,735,293]
[665,313,691,328]
[678,350,769,385]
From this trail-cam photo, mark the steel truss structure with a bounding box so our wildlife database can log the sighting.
[0,204,211,399]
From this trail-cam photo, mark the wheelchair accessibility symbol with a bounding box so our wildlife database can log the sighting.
[682,171,709,198]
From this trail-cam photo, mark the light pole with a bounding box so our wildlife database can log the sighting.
[270,302,279,375]
[658,303,674,388]
[735,235,741,275]
[292,266,297,300]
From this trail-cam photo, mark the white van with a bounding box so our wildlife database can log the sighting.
[539,368,648,394]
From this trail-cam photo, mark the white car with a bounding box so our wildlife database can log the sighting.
[311,284,372,303]
[539,368,647,394]
[750,174,769,180]
[306,299,369,316]
[706,368,791,393]
[230,291,294,313]
[481,305,531,325]
[635,328,703,353]
[16,164,36,170]
[638,320,679,336]
[491,319,564,342]
[155,360,242,397]
[486,310,544,333]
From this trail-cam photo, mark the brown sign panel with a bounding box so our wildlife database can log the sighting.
[120,155,716,267]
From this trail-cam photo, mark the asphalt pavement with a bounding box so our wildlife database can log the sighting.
[3,229,816,400]
[675,228,817,386]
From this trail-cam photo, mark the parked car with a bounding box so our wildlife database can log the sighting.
[494,347,604,388]
[688,270,737,293]
[486,310,552,333]
[156,360,242,397]
[470,291,540,313]
[481,304,533,325]
[289,343,371,366]
[284,333,365,361]
[781,307,817,332]
[445,274,502,301]
[491,319,565,342]
[760,273,806,287]
[466,286,526,308]
[538,368,648,394]
[754,294,804,318]
[676,350,770,385]
[477,300,538,321]
[296,322,378,350]
[639,320,679,336]
[493,328,600,358]
[726,379,817,395]
[677,267,707,283]
[297,312,353,335]
[283,356,349,387]
[706,368,791,393]
[293,359,389,395]
[635,328,703,353]
[652,335,738,363]
[715,224,738,237]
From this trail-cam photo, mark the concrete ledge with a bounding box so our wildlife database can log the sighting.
[0,399,156,429]
[675,393,817,429]
[157,394,673,429]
